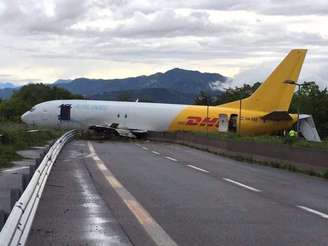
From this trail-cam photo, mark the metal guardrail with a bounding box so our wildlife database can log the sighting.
[0,130,77,246]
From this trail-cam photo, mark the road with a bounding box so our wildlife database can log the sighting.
[29,139,328,246]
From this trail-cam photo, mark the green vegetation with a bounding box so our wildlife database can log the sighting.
[0,123,64,168]
[194,82,261,105]
[290,82,328,138]
[0,83,83,121]
[0,84,82,168]
[194,131,328,151]
[172,137,328,180]
[194,81,328,139]
[216,151,328,180]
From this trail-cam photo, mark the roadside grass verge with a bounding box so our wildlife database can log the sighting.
[193,132,328,151]
[216,151,328,180]
[0,122,64,168]
[179,142,328,180]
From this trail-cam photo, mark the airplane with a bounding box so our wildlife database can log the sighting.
[21,49,321,141]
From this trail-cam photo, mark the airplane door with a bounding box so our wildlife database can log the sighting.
[218,114,228,132]
[58,104,72,128]
[58,104,71,121]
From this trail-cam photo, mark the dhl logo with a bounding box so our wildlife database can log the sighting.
[184,116,219,127]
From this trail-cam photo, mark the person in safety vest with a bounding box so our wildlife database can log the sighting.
[288,130,298,137]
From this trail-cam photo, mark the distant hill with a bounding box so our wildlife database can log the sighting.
[0,88,17,100]
[90,88,204,104]
[53,79,72,85]
[0,68,229,104]
[0,83,19,100]
[0,82,17,89]
[54,68,229,104]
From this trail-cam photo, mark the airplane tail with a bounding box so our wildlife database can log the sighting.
[221,49,307,113]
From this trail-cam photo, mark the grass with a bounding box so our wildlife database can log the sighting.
[0,122,64,168]
[176,141,328,180]
[218,152,328,180]
[193,131,328,151]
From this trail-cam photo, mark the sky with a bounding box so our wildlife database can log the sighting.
[0,0,328,87]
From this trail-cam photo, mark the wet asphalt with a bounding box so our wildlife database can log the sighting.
[28,140,328,246]
[27,141,132,246]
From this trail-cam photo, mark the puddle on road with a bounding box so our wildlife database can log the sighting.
[73,167,128,245]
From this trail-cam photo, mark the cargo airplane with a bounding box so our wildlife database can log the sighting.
[21,49,321,141]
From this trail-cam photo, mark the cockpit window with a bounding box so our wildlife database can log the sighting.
[30,107,36,112]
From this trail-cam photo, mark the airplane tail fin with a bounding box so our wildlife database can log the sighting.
[222,49,307,112]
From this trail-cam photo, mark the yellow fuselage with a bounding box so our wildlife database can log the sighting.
[169,105,297,135]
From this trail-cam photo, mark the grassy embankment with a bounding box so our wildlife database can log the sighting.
[186,132,328,179]
[0,122,64,168]
[196,132,328,150]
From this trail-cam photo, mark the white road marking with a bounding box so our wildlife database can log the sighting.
[1,166,29,173]
[187,165,209,173]
[165,156,178,162]
[223,178,261,192]
[87,142,178,246]
[297,206,328,219]
[142,146,149,150]
[152,151,160,155]
[26,129,40,133]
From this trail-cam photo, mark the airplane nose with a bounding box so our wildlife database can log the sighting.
[21,112,30,124]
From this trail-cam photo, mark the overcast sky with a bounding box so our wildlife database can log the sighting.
[0,0,327,87]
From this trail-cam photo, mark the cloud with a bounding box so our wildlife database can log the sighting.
[107,10,238,38]
[0,0,327,87]
[0,0,90,35]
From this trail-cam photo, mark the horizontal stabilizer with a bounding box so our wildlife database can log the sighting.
[261,111,292,121]
[299,114,321,142]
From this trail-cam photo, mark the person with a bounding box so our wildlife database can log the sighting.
[288,129,298,138]
[285,129,297,144]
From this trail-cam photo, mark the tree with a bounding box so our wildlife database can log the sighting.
[290,81,328,138]
[194,91,211,105]
[193,81,328,139]
[194,82,261,106]
[117,91,133,101]
[0,83,83,121]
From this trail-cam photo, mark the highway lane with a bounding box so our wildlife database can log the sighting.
[140,141,328,215]
[86,140,328,246]
[27,141,133,246]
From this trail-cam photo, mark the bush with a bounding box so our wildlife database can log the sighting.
[0,123,63,168]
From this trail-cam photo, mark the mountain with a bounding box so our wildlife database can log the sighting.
[53,79,72,85]
[0,88,16,99]
[89,88,201,104]
[0,82,17,89]
[54,68,229,103]
[0,68,229,103]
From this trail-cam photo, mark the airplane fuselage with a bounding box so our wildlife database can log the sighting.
[21,99,296,135]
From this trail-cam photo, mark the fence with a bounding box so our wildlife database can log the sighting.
[0,130,77,246]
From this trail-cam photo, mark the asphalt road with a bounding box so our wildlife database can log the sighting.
[27,141,132,246]
[29,140,328,245]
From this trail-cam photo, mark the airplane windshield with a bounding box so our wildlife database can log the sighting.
[30,107,36,112]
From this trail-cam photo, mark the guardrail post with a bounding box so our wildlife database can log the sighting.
[10,189,21,210]
[22,174,30,191]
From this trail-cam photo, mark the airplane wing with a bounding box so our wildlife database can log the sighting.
[89,123,147,138]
